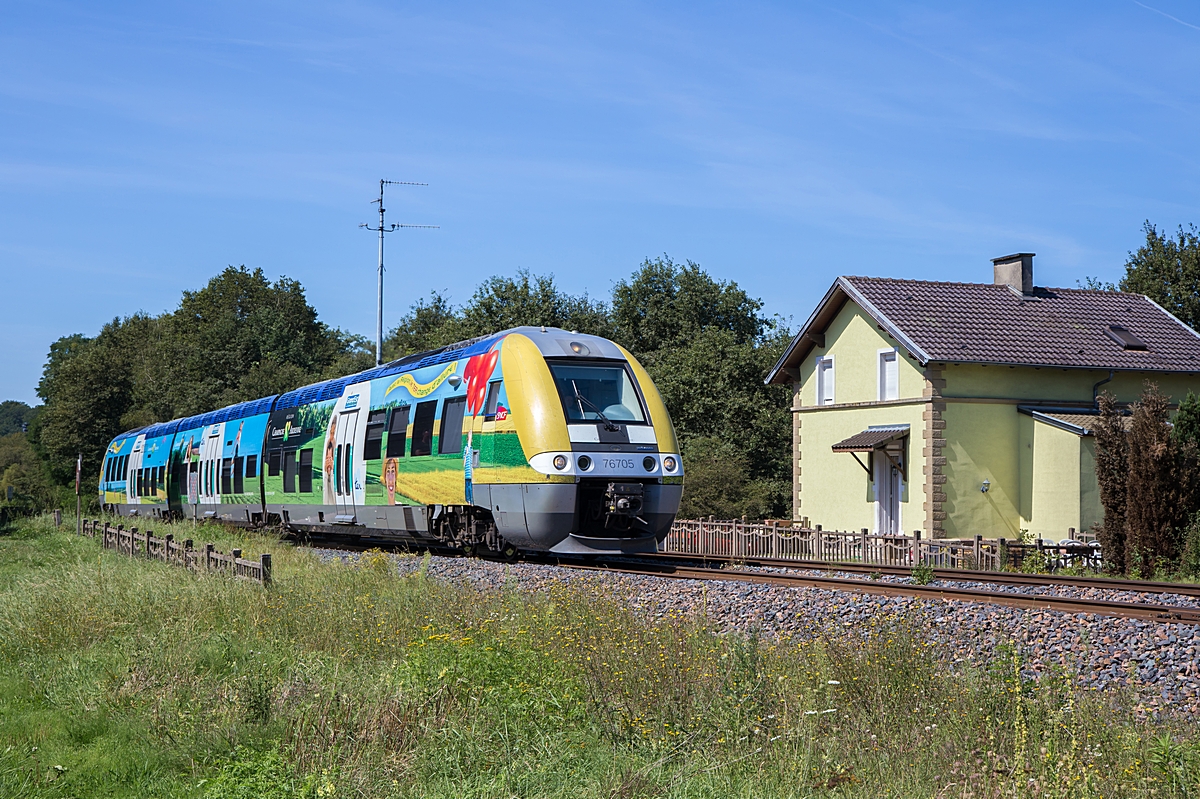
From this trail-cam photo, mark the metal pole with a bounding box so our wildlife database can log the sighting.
[75,453,82,536]
[376,179,385,367]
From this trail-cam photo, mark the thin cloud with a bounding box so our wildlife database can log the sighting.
[1133,0,1200,32]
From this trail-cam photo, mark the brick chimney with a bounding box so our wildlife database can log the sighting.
[992,253,1034,295]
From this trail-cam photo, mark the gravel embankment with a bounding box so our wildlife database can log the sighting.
[315,549,1200,717]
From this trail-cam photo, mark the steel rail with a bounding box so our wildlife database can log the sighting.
[559,556,1200,626]
[641,552,1200,597]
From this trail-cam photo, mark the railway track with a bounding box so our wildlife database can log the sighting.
[546,553,1200,626]
[640,551,1200,597]
[298,534,1200,626]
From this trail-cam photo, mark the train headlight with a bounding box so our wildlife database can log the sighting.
[577,455,592,471]
[663,456,677,472]
[569,341,590,356]
[553,454,568,471]
[643,456,656,471]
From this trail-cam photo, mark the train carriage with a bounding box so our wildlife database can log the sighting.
[100,326,683,554]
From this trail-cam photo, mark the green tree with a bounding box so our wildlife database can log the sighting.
[1120,221,1200,330]
[35,266,364,490]
[160,266,355,415]
[1093,392,1128,573]
[383,270,611,360]
[612,257,792,519]
[0,432,57,516]
[0,401,36,436]
[1124,383,1193,575]
[612,256,765,352]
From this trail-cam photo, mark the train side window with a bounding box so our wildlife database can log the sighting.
[282,450,297,493]
[439,397,466,454]
[484,381,502,418]
[386,407,409,458]
[364,410,387,461]
[333,444,342,494]
[104,458,111,483]
[118,455,127,482]
[268,450,281,476]
[137,469,145,497]
[221,459,233,495]
[410,401,436,457]
[233,456,245,494]
[245,454,258,479]
[298,449,313,493]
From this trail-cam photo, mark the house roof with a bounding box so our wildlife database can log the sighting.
[830,425,910,452]
[766,276,1200,384]
[1017,408,1132,436]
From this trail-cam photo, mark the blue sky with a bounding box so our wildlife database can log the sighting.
[3,1,1200,405]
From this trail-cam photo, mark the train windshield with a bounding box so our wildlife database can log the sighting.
[548,362,646,424]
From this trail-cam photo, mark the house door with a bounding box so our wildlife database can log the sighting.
[334,410,360,521]
[200,424,223,512]
[874,451,903,535]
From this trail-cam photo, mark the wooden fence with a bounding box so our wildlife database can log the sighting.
[80,518,272,585]
[662,518,1103,572]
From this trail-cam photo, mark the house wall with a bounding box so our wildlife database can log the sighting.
[940,402,1022,539]
[793,304,928,529]
[946,364,1200,405]
[1079,437,1103,535]
[1025,421,1084,540]
[795,403,926,532]
[796,306,925,406]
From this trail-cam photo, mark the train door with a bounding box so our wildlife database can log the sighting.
[125,436,145,504]
[200,423,223,513]
[334,408,359,521]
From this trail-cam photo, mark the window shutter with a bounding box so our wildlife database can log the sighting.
[880,351,898,401]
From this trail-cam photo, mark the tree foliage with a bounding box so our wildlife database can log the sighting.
[1092,392,1128,573]
[36,267,366,487]
[0,401,36,437]
[1095,383,1200,576]
[32,259,793,520]
[1120,221,1200,330]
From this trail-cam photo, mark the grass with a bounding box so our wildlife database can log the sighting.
[1,513,1200,797]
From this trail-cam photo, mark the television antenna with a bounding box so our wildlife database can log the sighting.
[360,179,438,366]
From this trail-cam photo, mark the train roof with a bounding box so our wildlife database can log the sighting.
[175,395,279,432]
[106,326,623,442]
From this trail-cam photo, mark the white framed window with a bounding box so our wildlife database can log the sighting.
[878,348,898,401]
[816,355,835,405]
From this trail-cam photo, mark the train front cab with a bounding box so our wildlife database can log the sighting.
[482,330,683,555]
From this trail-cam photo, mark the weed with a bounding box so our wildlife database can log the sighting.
[912,561,934,585]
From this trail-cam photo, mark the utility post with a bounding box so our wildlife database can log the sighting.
[360,180,438,366]
[75,453,81,536]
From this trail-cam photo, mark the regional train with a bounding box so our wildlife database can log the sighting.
[98,327,684,554]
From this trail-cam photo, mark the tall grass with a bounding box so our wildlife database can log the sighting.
[1,512,1198,797]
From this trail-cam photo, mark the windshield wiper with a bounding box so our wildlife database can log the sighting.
[572,380,621,431]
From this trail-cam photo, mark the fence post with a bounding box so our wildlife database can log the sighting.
[205,543,214,571]
[974,535,982,569]
[163,533,172,562]
[54,509,63,528]
[912,529,921,565]
[260,553,272,585]
[997,537,1008,571]
[1068,527,1076,542]
[232,549,242,577]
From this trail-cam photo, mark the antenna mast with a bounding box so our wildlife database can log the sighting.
[361,179,438,366]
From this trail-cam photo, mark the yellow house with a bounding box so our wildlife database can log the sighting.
[766,254,1200,540]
